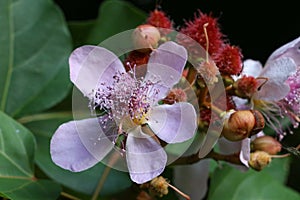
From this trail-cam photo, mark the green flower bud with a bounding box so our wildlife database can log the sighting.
[248,151,271,171]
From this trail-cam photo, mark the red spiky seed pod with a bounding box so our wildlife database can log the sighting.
[233,75,259,98]
[147,9,173,34]
[179,11,224,57]
[214,44,243,75]
[162,88,187,105]
[124,50,150,72]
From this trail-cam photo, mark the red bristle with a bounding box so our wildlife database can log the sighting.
[226,95,237,110]
[179,11,224,57]
[236,75,259,97]
[124,50,150,71]
[215,44,243,75]
[147,9,173,34]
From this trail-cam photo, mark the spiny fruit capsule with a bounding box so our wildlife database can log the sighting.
[222,110,265,141]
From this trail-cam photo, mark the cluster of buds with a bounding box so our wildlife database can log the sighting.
[140,176,169,198]
[139,176,190,200]
[126,8,268,157]
[248,135,282,171]
[123,6,299,198]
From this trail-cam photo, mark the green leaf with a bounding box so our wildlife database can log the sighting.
[0,0,72,118]
[68,20,96,48]
[0,111,61,199]
[208,164,300,200]
[0,179,61,200]
[24,113,132,196]
[78,0,147,45]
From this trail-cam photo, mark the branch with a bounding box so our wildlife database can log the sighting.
[171,150,242,166]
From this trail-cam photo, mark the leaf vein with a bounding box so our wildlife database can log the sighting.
[0,151,32,177]
[0,0,15,111]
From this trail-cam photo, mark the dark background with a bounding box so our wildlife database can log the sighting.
[54,0,300,64]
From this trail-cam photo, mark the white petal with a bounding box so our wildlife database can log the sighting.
[266,36,300,66]
[126,126,167,184]
[69,45,125,97]
[173,160,210,200]
[256,57,297,101]
[147,102,197,143]
[242,59,263,78]
[240,138,251,168]
[232,96,252,110]
[145,41,187,90]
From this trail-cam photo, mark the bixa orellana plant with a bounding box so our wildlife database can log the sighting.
[50,8,300,200]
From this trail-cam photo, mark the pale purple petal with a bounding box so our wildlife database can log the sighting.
[239,138,250,168]
[50,119,99,172]
[76,116,117,161]
[147,102,197,143]
[266,36,300,66]
[232,96,251,110]
[173,160,210,200]
[147,83,170,105]
[242,59,263,77]
[126,126,167,184]
[256,57,297,101]
[69,45,125,97]
[145,41,187,92]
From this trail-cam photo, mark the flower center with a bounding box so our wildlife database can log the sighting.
[92,70,158,126]
[284,69,300,116]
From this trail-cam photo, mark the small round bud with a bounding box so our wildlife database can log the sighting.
[251,135,282,155]
[233,75,258,98]
[132,24,161,52]
[249,110,265,136]
[222,110,255,141]
[149,176,169,197]
[222,110,265,141]
[248,151,271,171]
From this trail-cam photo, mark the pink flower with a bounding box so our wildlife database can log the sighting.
[50,41,197,184]
[234,36,300,136]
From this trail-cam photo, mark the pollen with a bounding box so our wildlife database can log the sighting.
[284,69,300,116]
[92,70,158,126]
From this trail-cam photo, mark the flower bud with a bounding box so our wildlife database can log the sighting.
[149,176,169,197]
[251,135,282,155]
[222,110,265,141]
[162,88,187,104]
[233,75,259,98]
[132,24,161,52]
[248,151,271,171]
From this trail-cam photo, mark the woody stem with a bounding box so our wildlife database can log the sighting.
[171,150,242,166]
